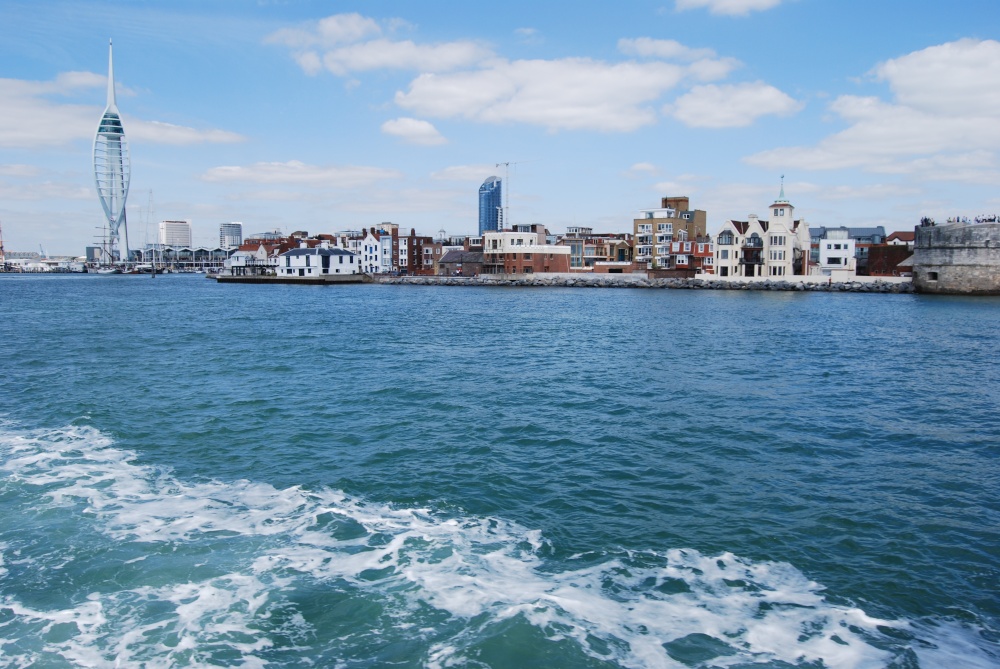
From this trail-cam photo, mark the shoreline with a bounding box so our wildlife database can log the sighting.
[379,275,916,293]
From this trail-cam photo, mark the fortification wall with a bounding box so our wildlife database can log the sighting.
[913,223,1000,294]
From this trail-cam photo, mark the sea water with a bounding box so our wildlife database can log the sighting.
[0,273,997,668]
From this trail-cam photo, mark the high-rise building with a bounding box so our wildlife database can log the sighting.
[219,222,243,249]
[93,40,131,262]
[478,176,502,235]
[159,220,192,247]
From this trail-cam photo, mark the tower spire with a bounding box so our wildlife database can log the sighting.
[106,39,117,111]
[776,174,789,204]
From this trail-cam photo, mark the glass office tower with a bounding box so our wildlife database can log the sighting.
[478,176,502,235]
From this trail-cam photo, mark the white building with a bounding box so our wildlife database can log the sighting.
[160,220,192,248]
[219,222,243,249]
[226,245,278,276]
[816,229,857,278]
[278,242,358,277]
[714,185,811,279]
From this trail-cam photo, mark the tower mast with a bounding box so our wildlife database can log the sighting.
[93,39,131,265]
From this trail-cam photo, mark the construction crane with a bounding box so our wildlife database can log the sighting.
[0,220,5,271]
[495,160,538,230]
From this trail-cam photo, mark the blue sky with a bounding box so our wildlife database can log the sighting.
[2,0,999,254]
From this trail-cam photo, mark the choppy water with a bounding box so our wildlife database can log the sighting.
[0,273,997,668]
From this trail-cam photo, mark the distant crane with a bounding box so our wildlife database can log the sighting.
[0,220,6,270]
[495,159,538,230]
[39,244,46,259]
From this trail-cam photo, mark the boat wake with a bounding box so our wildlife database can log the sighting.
[0,423,995,668]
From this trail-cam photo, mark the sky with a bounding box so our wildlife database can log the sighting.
[1,0,999,255]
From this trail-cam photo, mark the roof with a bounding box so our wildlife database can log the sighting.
[281,247,355,257]
[439,250,484,263]
[812,226,886,239]
[886,231,915,242]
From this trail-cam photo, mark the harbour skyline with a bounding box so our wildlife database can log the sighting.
[1,1,999,255]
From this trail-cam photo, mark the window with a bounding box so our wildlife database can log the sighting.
[524,253,532,260]
[720,249,729,260]
[927,271,939,281]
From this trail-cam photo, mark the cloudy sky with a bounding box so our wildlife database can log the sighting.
[2,0,999,254]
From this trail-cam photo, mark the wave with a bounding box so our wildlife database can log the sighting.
[0,423,994,668]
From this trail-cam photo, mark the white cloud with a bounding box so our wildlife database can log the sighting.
[675,0,786,17]
[431,165,502,181]
[618,37,718,61]
[320,38,492,76]
[129,120,244,145]
[268,13,492,76]
[746,39,1000,177]
[0,74,244,148]
[201,160,403,188]
[670,81,802,127]
[380,117,447,146]
[396,58,689,132]
[628,162,659,175]
[265,13,382,49]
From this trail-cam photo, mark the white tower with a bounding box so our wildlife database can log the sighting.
[93,40,131,263]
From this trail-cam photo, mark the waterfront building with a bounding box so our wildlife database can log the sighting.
[810,226,885,274]
[713,184,811,278]
[159,220,192,248]
[138,245,231,271]
[560,227,633,271]
[438,250,485,277]
[482,224,571,274]
[93,40,131,263]
[660,236,715,275]
[220,222,243,249]
[226,245,277,276]
[245,230,286,244]
[816,228,857,278]
[278,243,358,277]
[479,177,502,236]
[632,197,706,270]
[886,231,915,249]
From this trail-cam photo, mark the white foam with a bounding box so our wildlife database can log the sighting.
[0,423,996,668]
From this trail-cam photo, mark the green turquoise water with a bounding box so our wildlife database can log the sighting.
[0,273,997,667]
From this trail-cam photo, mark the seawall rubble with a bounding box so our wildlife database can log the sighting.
[380,275,915,293]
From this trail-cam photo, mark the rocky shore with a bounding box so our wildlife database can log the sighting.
[380,275,915,293]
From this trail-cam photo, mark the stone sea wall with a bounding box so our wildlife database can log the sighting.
[380,275,915,293]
